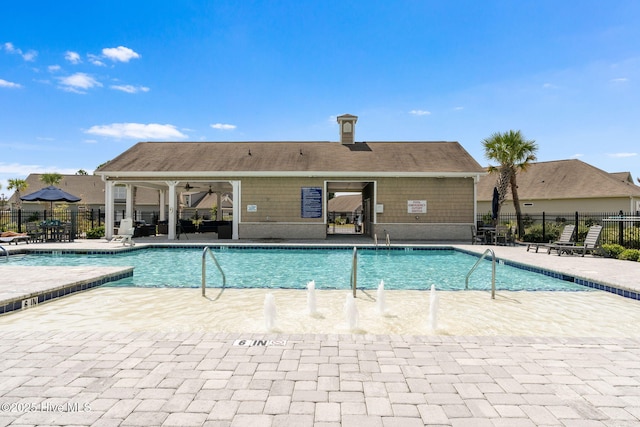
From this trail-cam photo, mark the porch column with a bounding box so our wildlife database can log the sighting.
[231,180,240,240]
[159,189,166,221]
[105,181,115,240]
[125,184,134,220]
[166,181,178,240]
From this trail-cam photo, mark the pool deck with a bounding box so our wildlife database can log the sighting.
[1,237,639,426]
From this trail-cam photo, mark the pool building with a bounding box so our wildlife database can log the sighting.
[96,114,486,241]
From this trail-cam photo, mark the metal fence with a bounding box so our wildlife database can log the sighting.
[0,209,161,238]
[479,210,640,248]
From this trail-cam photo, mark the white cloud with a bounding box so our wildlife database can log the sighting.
[610,77,629,83]
[65,51,82,64]
[87,54,105,66]
[210,123,237,130]
[3,42,37,61]
[570,153,584,159]
[110,84,150,93]
[58,72,102,93]
[48,65,61,72]
[409,109,431,116]
[85,123,188,140]
[607,152,637,158]
[102,46,140,63]
[0,78,22,88]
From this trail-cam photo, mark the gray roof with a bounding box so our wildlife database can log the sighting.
[328,195,362,212]
[477,159,640,201]
[96,141,485,176]
[9,174,159,206]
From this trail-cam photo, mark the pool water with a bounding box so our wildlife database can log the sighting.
[8,247,590,292]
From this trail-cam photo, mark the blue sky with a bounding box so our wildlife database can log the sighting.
[1,1,639,194]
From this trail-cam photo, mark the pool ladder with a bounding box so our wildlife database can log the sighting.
[374,230,391,249]
[201,247,226,300]
[464,248,496,299]
[0,245,7,261]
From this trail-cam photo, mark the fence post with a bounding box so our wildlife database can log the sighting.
[619,210,624,246]
[575,211,579,231]
[542,212,545,240]
[17,209,23,233]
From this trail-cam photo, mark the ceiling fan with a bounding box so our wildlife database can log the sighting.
[183,182,199,191]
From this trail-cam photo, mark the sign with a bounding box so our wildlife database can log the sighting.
[301,187,322,218]
[407,200,427,214]
[247,204,257,212]
[233,339,287,347]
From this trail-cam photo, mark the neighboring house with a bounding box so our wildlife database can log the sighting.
[7,174,161,219]
[477,159,640,215]
[328,194,363,220]
[96,114,486,240]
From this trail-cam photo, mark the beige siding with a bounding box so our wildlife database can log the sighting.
[376,177,474,223]
[241,177,325,223]
[479,197,639,215]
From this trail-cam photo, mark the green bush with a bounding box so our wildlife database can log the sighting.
[602,243,625,259]
[618,249,640,261]
[85,226,105,239]
[522,223,563,243]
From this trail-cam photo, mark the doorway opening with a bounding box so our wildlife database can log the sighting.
[326,181,375,236]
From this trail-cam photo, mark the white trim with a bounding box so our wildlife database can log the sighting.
[96,171,487,179]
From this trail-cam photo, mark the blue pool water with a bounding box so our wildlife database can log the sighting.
[7,247,591,292]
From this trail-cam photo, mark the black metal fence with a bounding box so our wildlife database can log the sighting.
[0,209,160,238]
[479,210,640,249]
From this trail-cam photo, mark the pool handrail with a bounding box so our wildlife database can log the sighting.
[0,245,7,261]
[350,246,357,297]
[202,246,227,300]
[464,248,496,299]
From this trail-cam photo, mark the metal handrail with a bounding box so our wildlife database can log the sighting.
[384,230,390,248]
[0,245,7,261]
[464,248,496,299]
[374,233,378,249]
[202,247,226,300]
[350,246,357,297]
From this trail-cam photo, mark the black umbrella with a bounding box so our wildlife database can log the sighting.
[491,186,500,221]
[21,185,81,212]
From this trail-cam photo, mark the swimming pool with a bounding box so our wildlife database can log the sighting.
[7,246,592,292]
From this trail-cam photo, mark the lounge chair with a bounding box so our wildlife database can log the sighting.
[527,224,575,253]
[112,218,135,246]
[0,231,30,245]
[548,225,603,256]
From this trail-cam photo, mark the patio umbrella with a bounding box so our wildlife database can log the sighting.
[21,185,81,212]
[491,186,500,221]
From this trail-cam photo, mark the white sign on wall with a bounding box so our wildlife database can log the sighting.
[247,204,257,212]
[407,200,427,214]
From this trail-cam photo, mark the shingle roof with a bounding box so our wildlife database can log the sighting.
[9,174,158,205]
[477,159,640,201]
[96,141,484,175]
[328,195,362,212]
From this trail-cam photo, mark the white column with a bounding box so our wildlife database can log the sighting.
[105,181,115,240]
[215,192,222,220]
[231,180,240,240]
[125,184,133,220]
[166,181,178,240]
[159,189,166,221]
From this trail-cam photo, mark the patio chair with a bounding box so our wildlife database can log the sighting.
[493,225,514,246]
[26,222,45,243]
[112,218,135,246]
[0,231,30,245]
[527,224,575,253]
[548,225,603,256]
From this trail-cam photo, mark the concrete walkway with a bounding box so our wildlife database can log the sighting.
[1,238,639,426]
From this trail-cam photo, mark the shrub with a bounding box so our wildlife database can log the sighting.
[85,226,105,239]
[602,244,625,259]
[618,249,640,261]
[523,223,563,243]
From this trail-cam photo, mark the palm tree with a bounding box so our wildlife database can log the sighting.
[40,172,63,186]
[7,178,28,209]
[482,130,538,239]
